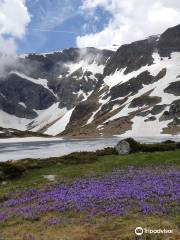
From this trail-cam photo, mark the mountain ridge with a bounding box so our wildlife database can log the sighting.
[1,25,180,138]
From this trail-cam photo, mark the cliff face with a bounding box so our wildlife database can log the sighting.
[1,25,180,137]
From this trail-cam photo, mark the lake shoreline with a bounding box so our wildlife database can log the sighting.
[1,136,180,162]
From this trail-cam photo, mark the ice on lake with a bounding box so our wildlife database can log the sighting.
[0,136,180,162]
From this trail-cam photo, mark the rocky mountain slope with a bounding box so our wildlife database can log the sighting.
[1,24,180,138]
[0,127,49,138]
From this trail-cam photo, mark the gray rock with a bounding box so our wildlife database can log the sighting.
[164,81,180,96]
[104,36,158,76]
[144,116,157,122]
[158,24,180,57]
[160,100,180,121]
[129,95,161,108]
[0,73,57,119]
[168,117,180,127]
[115,140,130,155]
[150,105,167,115]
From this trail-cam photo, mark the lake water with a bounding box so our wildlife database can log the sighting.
[1,136,180,162]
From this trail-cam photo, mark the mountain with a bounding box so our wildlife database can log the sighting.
[1,24,180,138]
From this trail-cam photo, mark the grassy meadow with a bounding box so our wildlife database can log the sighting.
[0,147,179,240]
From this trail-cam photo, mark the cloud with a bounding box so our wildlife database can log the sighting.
[0,0,30,77]
[76,0,180,50]
[0,36,18,77]
[0,0,30,38]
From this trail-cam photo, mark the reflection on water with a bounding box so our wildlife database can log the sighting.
[1,136,180,162]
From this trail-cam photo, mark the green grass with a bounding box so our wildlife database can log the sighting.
[1,150,180,196]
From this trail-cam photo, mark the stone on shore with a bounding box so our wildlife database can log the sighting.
[115,140,130,155]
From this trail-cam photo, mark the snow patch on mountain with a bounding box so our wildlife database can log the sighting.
[29,103,67,132]
[121,115,171,137]
[18,102,26,108]
[76,89,93,101]
[66,60,104,76]
[45,108,75,136]
[103,52,179,89]
[0,110,30,131]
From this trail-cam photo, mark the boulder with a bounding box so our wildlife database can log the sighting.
[115,140,130,155]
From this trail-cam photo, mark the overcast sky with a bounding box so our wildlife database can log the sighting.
[0,0,180,54]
